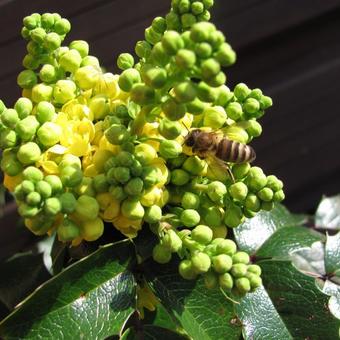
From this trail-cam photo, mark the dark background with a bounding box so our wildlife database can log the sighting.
[0,0,339,256]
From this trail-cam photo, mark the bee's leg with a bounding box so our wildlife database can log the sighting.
[226,164,235,183]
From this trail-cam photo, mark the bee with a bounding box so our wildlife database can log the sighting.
[184,129,256,180]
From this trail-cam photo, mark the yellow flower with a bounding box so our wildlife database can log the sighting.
[112,215,142,238]
[137,284,159,318]
[3,174,23,192]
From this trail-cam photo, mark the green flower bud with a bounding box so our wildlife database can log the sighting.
[69,40,89,58]
[215,85,233,106]
[44,197,62,216]
[247,167,267,192]
[197,9,211,22]
[165,11,181,31]
[22,54,39,70]
[191,252,211,273]
[26,192,41,206]
[181,13,197,28]
[202,206,222,227]
[21,27,30,40]
[245,193,261,212]
[203,106,227,129]
[21,180,35,194]
[124,177,144,196]
[130,159,143,177]
[0,100,5,114]
[75,195,99,221]
[191,225,213,244]
[273,190,285,202]
[0,130,17,148]
[135,40,152,59]
[232,252,250,264]
[54,18,71,35]
[232,163,250,180]
[247,273,262,290]
[17,142,41,165]
[109,186,125,201]
[219,273,233,290]
[224,204,243,228]
[266,175,283,191]
[37,122,62,147]
[186,97,206,115]
[18,203,39,218]
[119,68,141,93]
[41,13,54,29]
[142,166,162,187]
[135,143,157,165]
[197,81,219,102]
[0,152,23,176]
[81,55,100,67]
[229,182,248,201]
[53,80,76,104]
[207,181,227,202]
[142,67,167,89]
[248,264,262,276]
[35,101,55,123]
[93,174,109,193]
[44,32,62,51]
[162,30,184,55]
[15,116,39,142]
[162,229,182,252]
[235,277,251,294]
[158,118,182,139]
[181,192,200,210]
[195,42,212,59]
[130,83,155,105]
[75,177,95,197]
[105,124,130,145]
[145,26,162,45]
[178,0,190,13]
[261,201,274,211]
[215,238,237,256]
[204,271,218,289]
[231,263,248,278]
[59,192,77,214]
[14,184,25,201]
[23,166,43,182]
[153,244,172,264]
[191,1,204,14]
[183,156,206,175]
[215,43,236,67]
[44,175,63,194]
[171,169,190,186]
[201,58,220,80]
[144,205,162,223]
[180,209,200,227]
[257,187,274,202]
[212,254,233,274]
[1,109,19,128]
[121,198,145,220]
[205,71,226,88]
[162,98,186,120]
[159,140,182,159]
[243,98,260,115]
[150,42,170,66]
[175,49,196,69]
[31,83,53,103]
[30,27,46,44]
[17,70,37,89]
[178,259,197,280]
[57,218,80,242]
[234,83,251,102]
[35,180,52,199]
[190,22,215,42]
[23,14,39,29]
[14,98,33,119]
[59,154,81,170]
[60,165,83,187]
[226,102,243,120]
[152,16,166,33]
[246,120,262,138]
[260,96,273,109]
[73,65,99,90]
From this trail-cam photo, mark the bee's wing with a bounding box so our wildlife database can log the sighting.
[205,154,234,182]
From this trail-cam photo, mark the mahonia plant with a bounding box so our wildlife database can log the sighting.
[0,0,284,299]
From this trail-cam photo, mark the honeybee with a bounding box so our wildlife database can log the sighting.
[184,129,256,180]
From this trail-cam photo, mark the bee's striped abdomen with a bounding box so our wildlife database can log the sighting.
[216,138,256,163]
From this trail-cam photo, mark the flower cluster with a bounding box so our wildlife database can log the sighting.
[0,0,284,296]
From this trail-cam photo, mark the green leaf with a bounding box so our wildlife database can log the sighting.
[325,232,340,275]
[260,260,340,339]
[236,286,292,340]
[142,325,189,339]
[256,226,324,259]
[143,303,179,331]
[233,203,306,254]
[0,240,137,340]
[0,252,50,310]
[315,194,340,230]
[144,259,242,340]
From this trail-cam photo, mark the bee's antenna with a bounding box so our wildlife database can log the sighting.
[182,121,190,133]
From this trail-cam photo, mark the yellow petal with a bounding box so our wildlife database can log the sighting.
[40,161,59,175]
[4,174,23,192]
[103,200,120,221]
[83,164,98,177]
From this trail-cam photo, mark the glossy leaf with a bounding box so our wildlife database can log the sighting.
[0,240,137,340]
[315,194,340,230]
[144,259,242,340]
[233,203,306,254]
[143,303,179,332]
[325,232,340,275]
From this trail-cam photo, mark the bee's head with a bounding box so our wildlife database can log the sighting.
[184,129,200,147]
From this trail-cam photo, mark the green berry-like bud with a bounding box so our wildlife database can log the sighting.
[180,209,201,227]
[41,13,54,29]
[197,81,219,102]
[0,100,5,114]
[224,204,243,228]
[75,195,99,221]
[0,130,17,148]
[0,153,23,176]
[203,106,227,129]
[191,225,213,244]
[143,67,167,89]
[190,22,215,42]
[204,271,218,289]
[246,120,262,137]
[231,263,248,278]
[273,190,285,202]
[1,109,19,128]
[202,206,222,227]
[195,42,212,59]
[44,175,63,194]
[257,187,274,202]
[17,70,37,89]
[260,96,273,109]
[243,98,260,114]
[142,166,162,187]
[44,32,62,51]
[53,80,76,104]
[36,181,52,199]
[60,165,83,187]
[14,98,33,119]
[235,277,251,294]
[121,198,145,220]
[245,193,261,212]
[162,31,184,55]
[22,54,39,70]
[266,175,283,191]
[113,167,130,184]
[234,83,251,102]
[135,143,157,165]
[37,122,62,147]
[124,177,144,196]
[54,18,71,35]
[130,83,155,105]
[145,26,162,45]
[15,116,39,142]
[171,169,190,186]
[135,40,152,59]
[144,205,162,223]
[174,81,197,103]
[226,102,243,120]
[247,274,262,289]
[186,97,206,115]
[159,140,182,159]
[219,273,234,290]
[179,259,197,280]
[57,218,80,242]
[59,192,77,214]
[215,239,237,256]
[162,229,182,252]
[176,49,196,69]
[118,68,141,92]
[23,14,39,29]
[201,58,221,80]
[207,181,227,202]
[18,203,39,218]
[44,197,62,216]
[183,156,206,175]
[181,192,200,210]
[162,98,186,120]
[232,163,250,180]
[212,254,233,273]
[110,186,127,201]
[21,180,35,194]
[36,101,55,123]
[229,182,248,201]
[215,43,236,67]
[152,16,166,33]
[30,27,46,44]
[105,124,129,145]
[247,167,267,192]
[153,244,172,264]
[17,142,41,165]
[232,252,250,264]
[158,118,182,139]
[191,252,211,273]
[69,40,89,58]
[23,166,43,182]
[261,201,274,211]
[74,65,99,90]
[26,192,41,206]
